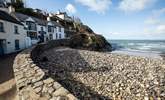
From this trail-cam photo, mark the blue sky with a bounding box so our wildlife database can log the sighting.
[25,0,165,40]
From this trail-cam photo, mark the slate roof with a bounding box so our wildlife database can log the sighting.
[0,10,23,25]
[12,12,63,27]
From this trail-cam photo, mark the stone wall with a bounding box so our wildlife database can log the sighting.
[13,39,77,100]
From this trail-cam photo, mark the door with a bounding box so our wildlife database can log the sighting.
[15,40,20,50]
[0,39,5,56]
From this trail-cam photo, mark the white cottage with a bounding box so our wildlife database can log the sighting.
[47,16,65,40]
[12,13,39,44]
[12,11,66,44]
[0,10,27,55]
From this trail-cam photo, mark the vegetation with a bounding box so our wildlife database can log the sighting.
[8,0,111,51]
[16,8,47,19]
[10,0,24,9]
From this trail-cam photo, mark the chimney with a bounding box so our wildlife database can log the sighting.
[56,20,59,23]
[47,16,51,21]
[8,5,15,14]
[47,13,53,21]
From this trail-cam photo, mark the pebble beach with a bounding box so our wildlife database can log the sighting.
[38,47,165,100]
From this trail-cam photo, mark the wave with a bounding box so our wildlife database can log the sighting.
[109,40,165,54]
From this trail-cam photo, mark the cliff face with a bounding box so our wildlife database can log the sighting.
[69,24,112,51]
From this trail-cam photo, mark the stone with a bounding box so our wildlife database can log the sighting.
[16,74,24,80]
[42,85,48,93]
[53,87,69,97]
[34,87,42,93]
[48,87,55,94]
[41,93,51,99]
[67,94,78,100]
[32,78,38,83]
[53,82,62,90]
[43,78,54,84]
[33,81,43,88]
[34,66,39,71]
[17,78,27,84]
[50,96,68,100]
[144,96,149,100]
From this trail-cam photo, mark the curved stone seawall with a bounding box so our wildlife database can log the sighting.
[13,39,77,100]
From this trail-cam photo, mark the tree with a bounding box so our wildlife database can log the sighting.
[11,0,24,9]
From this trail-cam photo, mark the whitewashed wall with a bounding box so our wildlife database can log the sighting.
[0,19,27,54]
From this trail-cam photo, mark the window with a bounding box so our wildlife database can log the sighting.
[48,25,54,32]
[41,27,43,31]
[56,33,58,39]
[49,34,53,40]
[15,40,20,50]
[26,21,37,31]
[0,22,4,32]
[27,32,38,39]
[14,25,19,34]
[59,34,61,39]
[59,27,61,32]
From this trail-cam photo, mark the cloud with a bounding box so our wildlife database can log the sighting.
[144,8,165,34]
[156,25,165,34]
[65,4,77,14]
[119,0,156,12]
[145,8,165,25]
[152,8,165,18]
[75,0,111,14]
[144,24,165,34]
[145,17,160,25]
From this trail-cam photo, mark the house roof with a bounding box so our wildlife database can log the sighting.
[12,12,47,26]
[52,21,63,27]
[0,10,23,25]
[12,12,63,27]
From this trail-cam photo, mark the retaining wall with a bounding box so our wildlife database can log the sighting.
[13,39,77,100]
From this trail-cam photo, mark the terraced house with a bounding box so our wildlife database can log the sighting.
[0,6,66,55]
[0,10,27,55]
[11,9,65,44]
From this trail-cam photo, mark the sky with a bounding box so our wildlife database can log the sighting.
[25,0,165,40]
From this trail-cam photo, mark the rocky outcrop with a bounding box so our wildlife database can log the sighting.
[69,33,112,51]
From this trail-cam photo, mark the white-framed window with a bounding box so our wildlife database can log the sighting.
[48,25,54,32]
[26,21,37,31]
[59,27,61,32]
[0,22,4,32]
[14,25,19,34]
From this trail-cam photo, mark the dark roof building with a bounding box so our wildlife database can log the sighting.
[0,10,23,25]
[12,12,63,27]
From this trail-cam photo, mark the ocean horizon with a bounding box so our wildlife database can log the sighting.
[108,39,165,59]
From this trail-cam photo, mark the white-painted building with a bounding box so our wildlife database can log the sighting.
[55,11,73,22]
[0,10,27,55]
[12,10,66,44]
[0,7,66,55]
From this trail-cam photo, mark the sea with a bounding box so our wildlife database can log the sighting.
[108,40,165,59]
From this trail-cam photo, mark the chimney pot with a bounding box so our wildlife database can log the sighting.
[8,5,15,13]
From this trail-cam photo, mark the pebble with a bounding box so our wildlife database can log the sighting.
[37,47,165,99]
